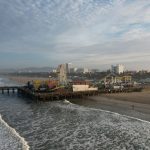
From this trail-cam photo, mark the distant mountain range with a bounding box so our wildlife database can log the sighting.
[0,67,56,73]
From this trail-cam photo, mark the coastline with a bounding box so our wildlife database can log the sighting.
[70,91,150,122]
[7,75,150,122]
[0,114,29,150]
[1,76,150,149]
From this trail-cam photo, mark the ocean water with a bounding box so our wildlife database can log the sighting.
[0,77,150,150]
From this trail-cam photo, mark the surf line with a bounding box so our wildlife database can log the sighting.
[87,106,150,124]
[63,99,73,104]
[68,102,150,124]
[0,114,30,150]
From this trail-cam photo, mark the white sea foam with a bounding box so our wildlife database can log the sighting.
[47,102,150,149]
[63,99,72,104]
[99,108,150,124]
[60,101,150,124]
[0,114,30,150]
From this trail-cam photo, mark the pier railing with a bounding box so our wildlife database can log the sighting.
[0,86,143,101]
[0,86,23,94]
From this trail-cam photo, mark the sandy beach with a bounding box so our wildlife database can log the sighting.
[70,91,150,122]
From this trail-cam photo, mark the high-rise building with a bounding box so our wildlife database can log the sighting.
[76,68,89,73]
[65,63,69,73]
[83,68,89,74]
[57,64,68,85]
[69,67,78,73]
[111,64,125,74]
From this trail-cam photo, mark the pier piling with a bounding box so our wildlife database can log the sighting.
[2,89,4,94]
[0,85,143,101]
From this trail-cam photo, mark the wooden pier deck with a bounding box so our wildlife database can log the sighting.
[0,86,99,100]
[0,86,22,94]
[0,86,143,101]
[17,87,99,101]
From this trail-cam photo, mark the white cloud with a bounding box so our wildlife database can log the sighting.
[0,0,150,69]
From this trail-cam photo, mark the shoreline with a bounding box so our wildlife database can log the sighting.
[6,75,150,122]
[0,114,29,150]
[70,91,150,122]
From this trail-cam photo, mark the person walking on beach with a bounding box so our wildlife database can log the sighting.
[131,104,134,110]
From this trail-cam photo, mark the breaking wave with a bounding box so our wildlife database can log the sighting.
[63,99,72,104]
[0,114,30,150]
[1,76,150,149]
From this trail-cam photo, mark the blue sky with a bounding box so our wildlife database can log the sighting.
[0,0,150,70]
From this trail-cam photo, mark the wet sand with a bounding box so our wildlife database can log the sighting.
[70,91,150,122]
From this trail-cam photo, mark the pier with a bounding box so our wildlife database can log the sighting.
[0,86,22,94]
[0,86,99,100]
[0,86,143,101]
[17,87,99,101]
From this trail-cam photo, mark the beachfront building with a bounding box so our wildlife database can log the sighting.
[76,68,90,73]
[72,81,98,92]
[111,64,125,74]
[69,67,78,73]
[104,75,132,84]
